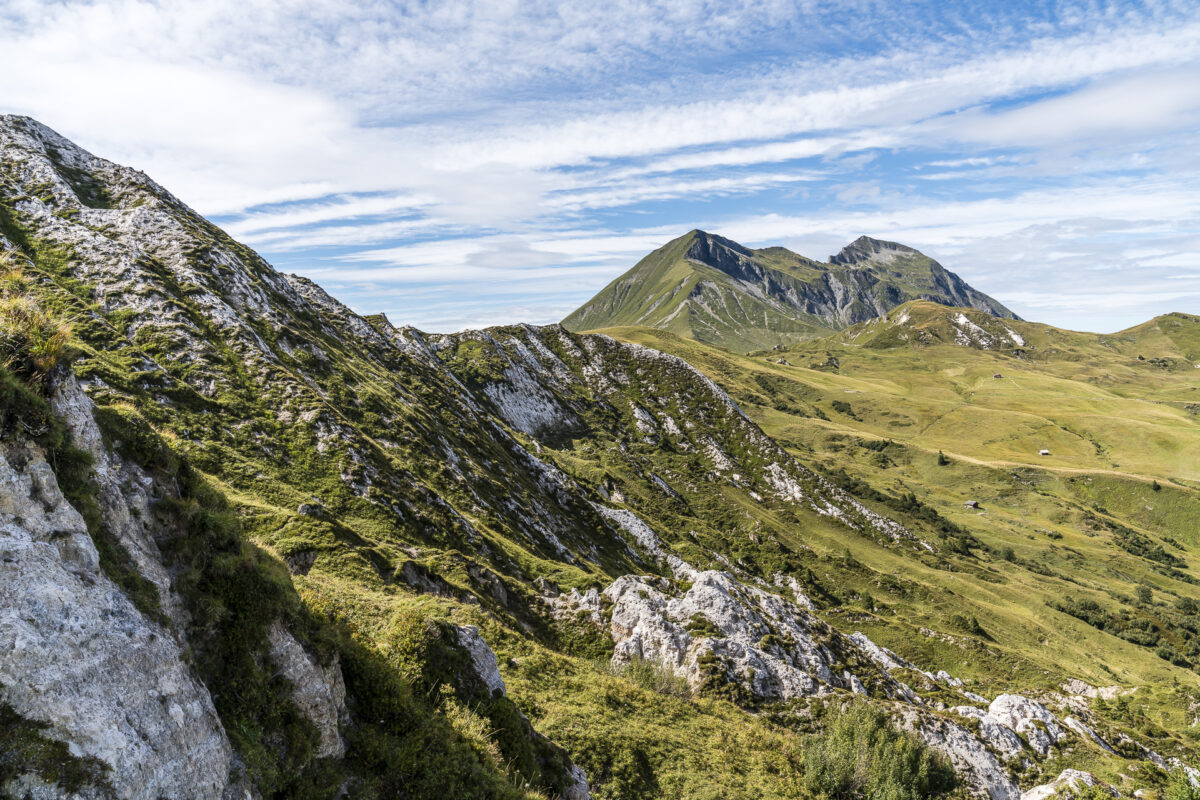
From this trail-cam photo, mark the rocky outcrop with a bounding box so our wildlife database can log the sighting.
[50,376,189,628]
[1021,769,1110,800]
[902,709,1021,800]
[456,625,508,697]
[608,571,838,698]
[0,382,234,799]
[267,621,348,759]
[987,694,1065,757]
[602,569,926,700]
[951,706,1027,761]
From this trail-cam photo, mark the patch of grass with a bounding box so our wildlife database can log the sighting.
[607,656,693,700]
[0,252,73,386]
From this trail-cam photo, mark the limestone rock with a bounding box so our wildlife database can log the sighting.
[1021,769,1110,800]
[456,624,507,696]
[266,621,348,759]
[951,706,1027,761]
[563,763,591,800]
[51,375,188,628]
[604,570,903,700]
[988,694,1064,757]
[901,709,1020,800]
[0,433,233,799]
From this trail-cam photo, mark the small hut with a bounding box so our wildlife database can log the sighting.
[1038,449,1051,456]
[965,500,981,509]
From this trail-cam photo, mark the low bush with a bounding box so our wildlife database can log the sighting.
[802,701,957,800]
[608,656,693,699]
[0,253,73,386]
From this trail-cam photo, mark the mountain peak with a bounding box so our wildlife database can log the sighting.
[682,229,753,267]
[829,235,924,266]
[564,230,1017,350]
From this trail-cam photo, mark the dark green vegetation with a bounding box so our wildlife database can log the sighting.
[563,230,1015,352]
[802,702,957,800]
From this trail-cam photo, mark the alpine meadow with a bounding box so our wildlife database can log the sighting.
[2,3,1200,800]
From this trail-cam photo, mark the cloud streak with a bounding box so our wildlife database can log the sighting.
[3,0,1198,331]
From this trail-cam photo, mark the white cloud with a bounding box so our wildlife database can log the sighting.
[4,0,1200,332]
[939,68,1200,148]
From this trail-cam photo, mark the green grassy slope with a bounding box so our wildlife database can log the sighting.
[599,305,1200,732]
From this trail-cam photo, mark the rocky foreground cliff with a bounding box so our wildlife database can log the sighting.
[1,115,1198,799]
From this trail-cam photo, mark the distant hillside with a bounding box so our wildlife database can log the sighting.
[562,229,1017,352]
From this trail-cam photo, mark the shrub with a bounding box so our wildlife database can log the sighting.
[1137,584,1153,605]
[802,701,957,800]
[949,614,991,639]
[0,254,73,385]
[609,656,693,699]
[1156,644,1191,668]
[937,450,949,466]
[1166,770,1200,800]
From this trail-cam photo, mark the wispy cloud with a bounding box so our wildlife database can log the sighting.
[3,0,1199,331]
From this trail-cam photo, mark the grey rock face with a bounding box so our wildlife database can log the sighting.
[456,624,508,697]
[605,570,884,699]
[902,709,1021,800]
[988,694,1064,757]
[951,706,1027,761]
[563,763,591,800]
[0,383,234,799]
[50,375,189,629]
[1021,769,1109,800]
[267,621,348,759]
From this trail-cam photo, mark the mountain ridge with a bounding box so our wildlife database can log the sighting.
[562,229,1017,352]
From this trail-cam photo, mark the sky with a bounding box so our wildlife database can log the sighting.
[2,0,1199,333]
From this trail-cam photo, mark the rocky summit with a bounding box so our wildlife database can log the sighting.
[1,115,1199,800]
[562,229,1016,352]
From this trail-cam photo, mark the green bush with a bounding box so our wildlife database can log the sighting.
[1166,770,1200,800]
[949,613,990,639]
[802,702,957,800]
[0,254,73,385]
[609,656,693,699]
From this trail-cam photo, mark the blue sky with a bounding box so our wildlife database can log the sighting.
[3,0,1199,332]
